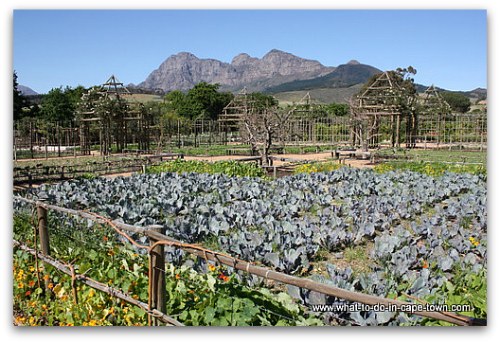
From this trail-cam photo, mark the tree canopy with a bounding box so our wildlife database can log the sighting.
[13,71,27,121]
[164,82,234,120]
[440,92,471,113]
[39,86,86,124]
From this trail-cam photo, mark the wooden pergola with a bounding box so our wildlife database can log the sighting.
[219,87,252,130]
[350,71,417,149]
[78,75,150,155]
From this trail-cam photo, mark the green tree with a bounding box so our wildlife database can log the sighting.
[164,83,234,120]
[164,90,189,116]
[40,86,83,124]
[248,92,278,111]
[186,82,233,120]
[13,71,27,121]
[324,103,349,116]
[441,92,471,113]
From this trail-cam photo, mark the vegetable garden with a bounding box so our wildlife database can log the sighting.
[13,161,487,326]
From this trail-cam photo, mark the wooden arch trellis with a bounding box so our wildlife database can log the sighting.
[350,71,418,150]
[78,75,151,156]
[417,85,452,145]
[283,92,328,143]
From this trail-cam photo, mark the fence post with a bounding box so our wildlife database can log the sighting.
[36,204,50,289]
[149,226,166,326]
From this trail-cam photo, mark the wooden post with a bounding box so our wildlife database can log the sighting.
[37,205,50,255]
[149,226,166,326]
[30,121,34,159]
[37,204,50,290]
[57,123,61,157]
[396,114,401,148]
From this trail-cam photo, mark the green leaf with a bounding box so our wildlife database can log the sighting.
[204,306,216,324]
[176,280,186,293]
[107,268,116,279]
[134,307,146,317]
[189,310,199,325]
[179,311,189,321]
[88,250,98,261]
[216,297,232,311]
[206,274,216,292]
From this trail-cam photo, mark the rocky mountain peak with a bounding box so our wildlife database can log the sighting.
[231,53,257,66]
[139,49,334,92]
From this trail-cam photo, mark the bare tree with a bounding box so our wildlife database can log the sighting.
[241,104,293,166]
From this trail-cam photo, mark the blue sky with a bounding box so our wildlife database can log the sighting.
[13,9,486,94]
[13,10,487,93]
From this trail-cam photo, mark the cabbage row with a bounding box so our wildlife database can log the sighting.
[14,167,487,325]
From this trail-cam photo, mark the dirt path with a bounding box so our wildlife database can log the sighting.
[103,152,374,179]
[184,152,374,168]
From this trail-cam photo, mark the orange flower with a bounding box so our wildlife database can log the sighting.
[25,290,31,296]
[218,273,230,282]
[28,280,36,287]
[175,274,181,280]
[421,260,429,269]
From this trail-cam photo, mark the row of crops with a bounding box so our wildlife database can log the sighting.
[13,162,487,325]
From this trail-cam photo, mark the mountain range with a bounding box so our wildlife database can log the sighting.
[18,85,38,96]
[135,49,485,104]
[20,49,487,105]
[137,49,339,93]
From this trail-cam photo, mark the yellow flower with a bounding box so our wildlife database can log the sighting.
[16,270,25,281]
[208,264,217,272]
[469,236,480,247]
[28,266,35,272]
